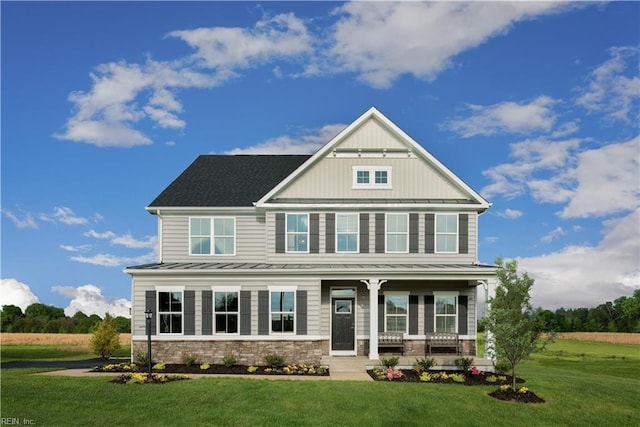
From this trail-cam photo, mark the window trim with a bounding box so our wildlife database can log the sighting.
[212,286,241,335]
[385,213,409,253]
[335,213,359,253]
[285,213,309,253]
[435,213,458,254]
[156,286,185,336]
[189,216,236,256]
[384,291,409,333]
[352,166,392,189]
[269,286,297,334]
[433,291,459,333]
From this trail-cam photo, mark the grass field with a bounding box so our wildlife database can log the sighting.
[1,333,638,426]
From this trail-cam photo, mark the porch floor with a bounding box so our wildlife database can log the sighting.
[321,355,493,373]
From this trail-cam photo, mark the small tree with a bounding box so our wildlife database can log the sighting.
[89,313,121,359]
[486,258,552,389]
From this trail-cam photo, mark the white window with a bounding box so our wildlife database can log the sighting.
[352,166,392,189]
[189,217,235,255]
[336,213,358,253]
[158,290,183,334]
[271,290,295,333]
[435,293,457,333]
[385,293,408,333]
[214,291,239,334]
[386,213,408,253]
[436,214,458,253]
[286,213,308,253]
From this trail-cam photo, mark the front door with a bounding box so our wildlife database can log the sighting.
[331,297,355,351]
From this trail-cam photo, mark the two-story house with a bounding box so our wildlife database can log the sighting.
[125,107,497,366]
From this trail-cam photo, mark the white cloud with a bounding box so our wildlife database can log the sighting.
[71,251,157,268]
[495,209,523,219]
[39,206,89,226]
[84,229,157,249]
[328,2,577,88]
[559,136,639,218]
[0,279,40,311]
[575,46,640,124]
[446,96,558,138]
[540,226,566,244]
[224,123,347,155]
[1,209,38,229]
[60,244,92,253]
[518,209,640,310]
[52,284,130,318]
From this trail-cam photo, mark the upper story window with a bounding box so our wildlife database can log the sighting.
[436,214,458,253]
[336,213,358,253]
[158,290,183,334]
[352,166,392,189]
[286,213,309,253]
[190,217,235,256]
[386,213,408,253]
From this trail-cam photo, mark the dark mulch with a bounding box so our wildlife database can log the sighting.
[93,363,329,376]
[489,389,546,403]
[367,368,524,386]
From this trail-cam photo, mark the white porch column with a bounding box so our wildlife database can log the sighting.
[362,279,386,360]
[483,278,497,361]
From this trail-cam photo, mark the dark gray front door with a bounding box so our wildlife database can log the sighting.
[331,297,355,351]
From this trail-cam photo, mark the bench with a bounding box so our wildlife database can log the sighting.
[426,332,461,355]
[378,331,405,355]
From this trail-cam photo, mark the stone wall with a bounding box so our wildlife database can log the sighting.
[132,339,326,366]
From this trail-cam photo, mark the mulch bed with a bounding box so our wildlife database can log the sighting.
[488,389,546,403]
[92,363,329,376]
[366,369,524,385]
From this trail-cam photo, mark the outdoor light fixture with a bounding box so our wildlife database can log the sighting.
[144,309,153,380]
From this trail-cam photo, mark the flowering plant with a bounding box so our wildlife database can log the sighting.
[469,366,481,376]
[518,386,529,394]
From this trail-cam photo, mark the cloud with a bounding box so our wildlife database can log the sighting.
[1,209,38,229]
[0,279,40,311]
[84,229,157,249]
[224,123,347,154]
[71,251,157,268]
[39,206,89,225]
[328,2,577,88]
[540,226,566,244]
[60,244,92,253]
[445,96,558,138]
[52,284,130,318]
[575,46,640,124]
[518,209,640,310]
[495,209,523,219]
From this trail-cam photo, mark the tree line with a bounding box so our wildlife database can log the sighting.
[0,303,131,333]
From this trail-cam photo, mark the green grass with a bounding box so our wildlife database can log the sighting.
[1,345,131,362]
[1,339,638,426]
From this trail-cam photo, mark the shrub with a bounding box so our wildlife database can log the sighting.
[414,357,436,372]
[380,356,399,368]
[182,354,198,367]
[200,363,210,370]
[152,362,165,371]
[222,354,237,368]
[493,358,510,374]
[89,313,121,359]
[419,372,432,382]
[451,373,466,383]
[454,357,474,371]
[134,352,149,366]
[247,366,258,373]
[263,353,285,367]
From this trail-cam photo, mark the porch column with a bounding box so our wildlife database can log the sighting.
[483,278,497,361]
[362,279,386,360]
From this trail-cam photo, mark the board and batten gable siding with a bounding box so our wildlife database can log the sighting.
[266,211,477,264]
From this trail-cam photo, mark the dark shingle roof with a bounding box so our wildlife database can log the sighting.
[148,155,310,207]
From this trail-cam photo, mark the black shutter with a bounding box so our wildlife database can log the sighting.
[424,295,434,333]
[240,290,251,335]
[275,213,285,253]
[378,294,385,332]
[409,295,419,334]
[458,295,468,335]
[310,214,319,253]
[409,213,419,253]
[145,290,156,335]
[258,290,269,335]
[425,214,435,254]
[325,213,335,253]
[359,213,369,253]
[459,214,469,254]
[184,290,195,335]
[296,290,307,335]
[375,213,385,253]
[202,290,213,335]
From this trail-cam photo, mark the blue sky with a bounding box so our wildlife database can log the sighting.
[1,1,638,317]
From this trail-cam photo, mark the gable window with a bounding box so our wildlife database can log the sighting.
[385,293,408,333]
[352,166,392,189]
[215,291,239,334]
[386,213,408,253]
[189,217,235,255]
[286,213,308,252]
[271,290,295,333]
[435,294,457,333]
[158,291,183,334]
[336,213,358,252]
[436,214,458,253]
